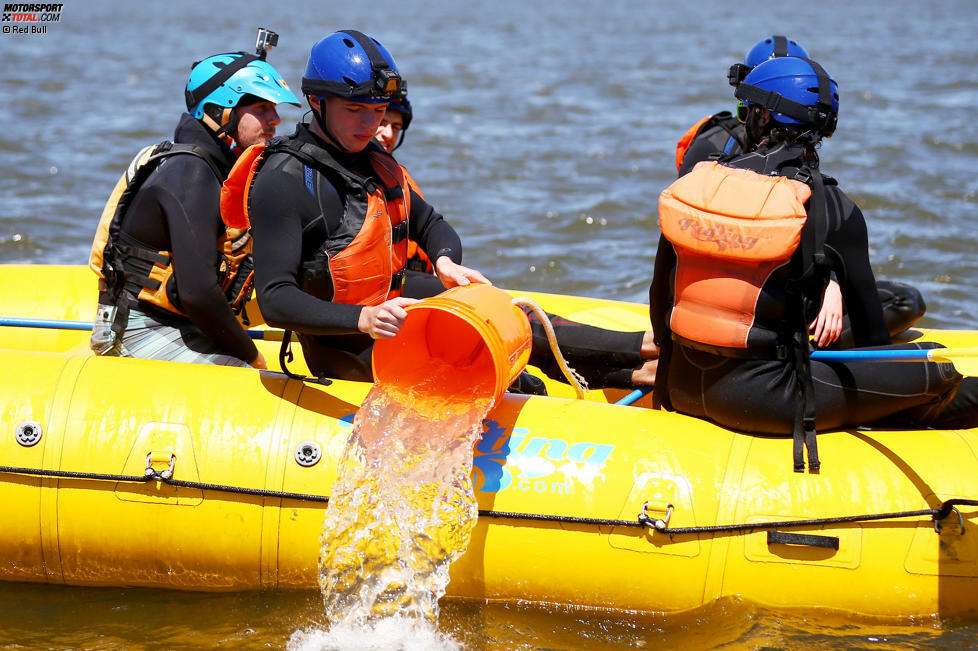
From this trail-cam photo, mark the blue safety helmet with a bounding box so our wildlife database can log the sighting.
[185,53,299,119]
[301,30,402,104]
[729,35,809,87]
[734,56,839,136]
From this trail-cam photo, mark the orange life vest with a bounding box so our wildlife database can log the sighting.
[221,137,411,307]
[658,161,812,350]
[90,141,254,326]
[400,167,433,274]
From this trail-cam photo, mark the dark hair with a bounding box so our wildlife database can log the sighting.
[763,125,822,166]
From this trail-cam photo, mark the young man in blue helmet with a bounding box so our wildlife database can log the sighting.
[242,30,659,387]
[651,56,977,471]
[240,30,489,381]
[89,31,299,368]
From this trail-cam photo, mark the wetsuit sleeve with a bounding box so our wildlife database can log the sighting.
[824,187,890,347]
[249,156,364,335]
[152,157,259,364]
[649,234,675,348]
[409,189,462,264]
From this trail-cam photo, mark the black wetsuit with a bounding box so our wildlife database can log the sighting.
[651,142,975,433]
[111,114,258,364]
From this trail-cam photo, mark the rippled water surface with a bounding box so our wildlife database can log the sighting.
[1,0,977,647]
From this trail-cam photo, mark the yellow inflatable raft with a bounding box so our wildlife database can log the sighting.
[0,265,976,621]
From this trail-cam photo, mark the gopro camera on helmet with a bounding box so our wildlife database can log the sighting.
[728,63,750,87]
[255,28,279,60]
[374,68,402,98]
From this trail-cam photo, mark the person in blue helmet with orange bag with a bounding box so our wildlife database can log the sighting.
[676,35,810,177]
[650,56,978,472]
[89,29,298,369]
[676,35,925,351]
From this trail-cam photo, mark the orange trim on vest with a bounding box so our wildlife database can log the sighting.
[220,144,266,229]
[658,161,812,349]
[328,152,411,306]
[675,115,713,173]
[400,166,433,273]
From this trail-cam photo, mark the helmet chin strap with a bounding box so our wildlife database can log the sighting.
[201,108,238,150]
[310,100,354,153]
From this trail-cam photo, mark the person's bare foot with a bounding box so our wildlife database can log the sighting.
[630,358,657,386]
[640,330,658,359]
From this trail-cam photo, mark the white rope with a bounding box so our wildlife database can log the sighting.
[511,297,589,400]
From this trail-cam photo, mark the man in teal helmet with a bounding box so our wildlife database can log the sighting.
[89,29,298,368]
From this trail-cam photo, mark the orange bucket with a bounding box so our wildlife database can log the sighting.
[372,284,532,402]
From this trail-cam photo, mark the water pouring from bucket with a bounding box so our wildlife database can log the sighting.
[313,285,533,634]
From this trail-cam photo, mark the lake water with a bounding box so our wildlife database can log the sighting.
[1,0,977,647]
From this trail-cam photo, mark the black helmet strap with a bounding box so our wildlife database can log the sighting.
[185,52,258,112]
[772,35,788,57]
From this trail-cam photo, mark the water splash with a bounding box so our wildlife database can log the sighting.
[314,383,493,634]
[289,614,462,651]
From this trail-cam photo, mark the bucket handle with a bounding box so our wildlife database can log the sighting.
[510,297,589,400]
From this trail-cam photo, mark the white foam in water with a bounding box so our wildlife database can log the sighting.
[297,383,493,643]
[288,615,462,651]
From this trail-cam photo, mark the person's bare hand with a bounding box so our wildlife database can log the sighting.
[358,297,420,339]
[435,256,492,289]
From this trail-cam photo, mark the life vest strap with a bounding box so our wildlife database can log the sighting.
[391,220,409,244]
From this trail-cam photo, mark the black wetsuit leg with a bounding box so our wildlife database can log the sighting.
[836,280,926,348]
[930,377,978,429]
[402,270,446,299]
[667,341,962,434]
[523,308,645,388]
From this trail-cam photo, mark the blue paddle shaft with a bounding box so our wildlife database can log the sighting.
[811,349,931,363]
[0,317,272,340]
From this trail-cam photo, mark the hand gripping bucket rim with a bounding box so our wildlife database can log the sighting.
[372,284,532,402]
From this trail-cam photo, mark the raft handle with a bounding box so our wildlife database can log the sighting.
[767,530,839,550]
[935,506,964,535]
[145,453,175,480]
[639,502,673,531]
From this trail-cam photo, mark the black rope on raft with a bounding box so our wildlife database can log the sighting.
[0,465,330,504]
[1,465,974,534]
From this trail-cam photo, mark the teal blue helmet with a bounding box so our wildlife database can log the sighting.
[185,52,299,119]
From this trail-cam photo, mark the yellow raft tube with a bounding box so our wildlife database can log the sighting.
[0,265,976,621]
